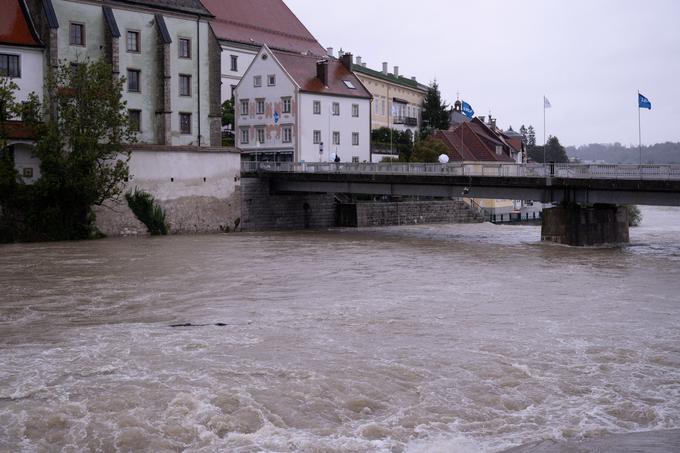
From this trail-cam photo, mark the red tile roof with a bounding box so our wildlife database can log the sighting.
[202,0,326,56]
[1,121,38,139]
[273,50,371,99]
[434,121,514,162]
[0,0,43,47]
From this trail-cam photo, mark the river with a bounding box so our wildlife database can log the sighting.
[1,206,679,452]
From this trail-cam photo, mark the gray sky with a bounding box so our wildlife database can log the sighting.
[283,0,680,147]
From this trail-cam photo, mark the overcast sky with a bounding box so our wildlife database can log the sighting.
[283,0,680,147]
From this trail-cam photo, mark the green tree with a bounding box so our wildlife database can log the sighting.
[1,60,134,242]
[410,137,448,162]
[526,125,536,147]
[221,99,234,128]
[420,81,449,138]
[527,135,569,163]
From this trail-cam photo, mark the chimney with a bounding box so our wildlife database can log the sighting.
[356,56,362,65]
[478,115,485,123]
[362,62,367,67]
[316,60,329,86]
[394,66,399,78]
[341,52,353,71]
[326,47,334,57]
[338,49,344,58]
[382,62,388,75]
[411,76,416,81]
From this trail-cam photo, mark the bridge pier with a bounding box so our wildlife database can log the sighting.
[541,203,629,246]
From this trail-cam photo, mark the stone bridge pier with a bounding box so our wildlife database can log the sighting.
[541,203,629,246]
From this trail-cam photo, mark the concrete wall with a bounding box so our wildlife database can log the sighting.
[240,177,336,231]
[338,200,483,227]
[95,147,241,235]
[541,204,629,246]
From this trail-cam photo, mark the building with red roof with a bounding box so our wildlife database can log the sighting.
[1,0,44,183]
[234,45,371,163]
[200,0,326,103]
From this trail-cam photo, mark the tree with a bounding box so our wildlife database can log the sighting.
[519,125,527,144]
[221,99,234,128]
[526,125,536,147]
[527,135,569,163]
[1,60,134,241]
[420,81,449,138]
[410,137,448,162]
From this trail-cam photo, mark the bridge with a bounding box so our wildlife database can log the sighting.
[240,162,680,246]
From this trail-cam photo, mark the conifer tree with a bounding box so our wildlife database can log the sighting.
[420,81,450,138]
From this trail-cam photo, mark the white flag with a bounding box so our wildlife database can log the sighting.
[544,96,552,108]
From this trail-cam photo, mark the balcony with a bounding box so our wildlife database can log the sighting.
[392,116,418,126]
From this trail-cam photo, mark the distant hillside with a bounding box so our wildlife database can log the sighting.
[566,142,680,164]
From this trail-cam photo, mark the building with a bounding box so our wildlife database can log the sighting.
[350,57,428,136]
[1,0,45,183]
[235,45,371,163]
[200,0,326,104]
[25,0,221,146]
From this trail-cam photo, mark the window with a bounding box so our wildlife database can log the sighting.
[126,31,140,52]
[373,99,378,114]
[332,102,340,116]
[254,75,262,87]
[282,97,291,114]
[179,38,191,58]
[496,145,503,155]
[179,113,192,134]
[313,130,321,144]
[70,63,80,79]
[342,80,356,89]
[127,69,140,92]
[256,128,265,144]
[282,127,292,143]
[267,74,276,86]
[240,128,249,144]
[69,23,85,46]
[230,55,238,72]
[381,98,385,115]
[256,98,265,115]
[179,74,191,96]
[352,104,359,117]
[313,100,321,115]
[352,156,359,163]
[332,131,340,145]
[240,99,249,115]
[128,109,141,132]
[352,132,359,146]
[0,54,20,78]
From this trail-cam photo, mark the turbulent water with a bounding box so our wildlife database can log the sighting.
[1,206,680,452]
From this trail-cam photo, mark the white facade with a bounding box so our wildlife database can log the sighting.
[235,46,370,163]
[219,42,258,102]
[50,0,212,146]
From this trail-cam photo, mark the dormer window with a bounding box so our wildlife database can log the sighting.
[342,80,356,89]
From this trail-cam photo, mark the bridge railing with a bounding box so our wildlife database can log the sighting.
[241,161,680,180]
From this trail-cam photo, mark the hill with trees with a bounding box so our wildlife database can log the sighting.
[566,142,680,164]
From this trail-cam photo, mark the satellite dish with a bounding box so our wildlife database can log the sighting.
[438,154,450,164]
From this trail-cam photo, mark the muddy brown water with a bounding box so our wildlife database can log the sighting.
[1,206,679,452]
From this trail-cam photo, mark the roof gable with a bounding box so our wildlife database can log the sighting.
[0,0,43,47]
[272,50,371,99]
[202,0,325,56]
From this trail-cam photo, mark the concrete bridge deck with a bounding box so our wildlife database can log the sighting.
[241,162,680,206]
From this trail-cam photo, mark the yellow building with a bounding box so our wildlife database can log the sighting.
[350,58,428,138]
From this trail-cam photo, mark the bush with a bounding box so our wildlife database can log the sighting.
[626,205,642,226]
[125,188,168,235]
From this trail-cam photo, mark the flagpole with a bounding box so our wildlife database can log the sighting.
[638,90,642,166]
[543,96,546,164]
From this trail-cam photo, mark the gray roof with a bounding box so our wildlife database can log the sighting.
[102,6,120,38]
[155,14,172,43]
[112,0,212,17]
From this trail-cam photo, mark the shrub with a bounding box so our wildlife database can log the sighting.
[625,205,642,227]
[125,188,168,235]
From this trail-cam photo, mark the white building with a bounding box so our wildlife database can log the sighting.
[235,46,372,163]
[200,0,327,104]
[1,0,45,183]
[26,0,221,147]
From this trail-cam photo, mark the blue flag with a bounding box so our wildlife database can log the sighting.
[638,93,652,110]
[462,101,474,118]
